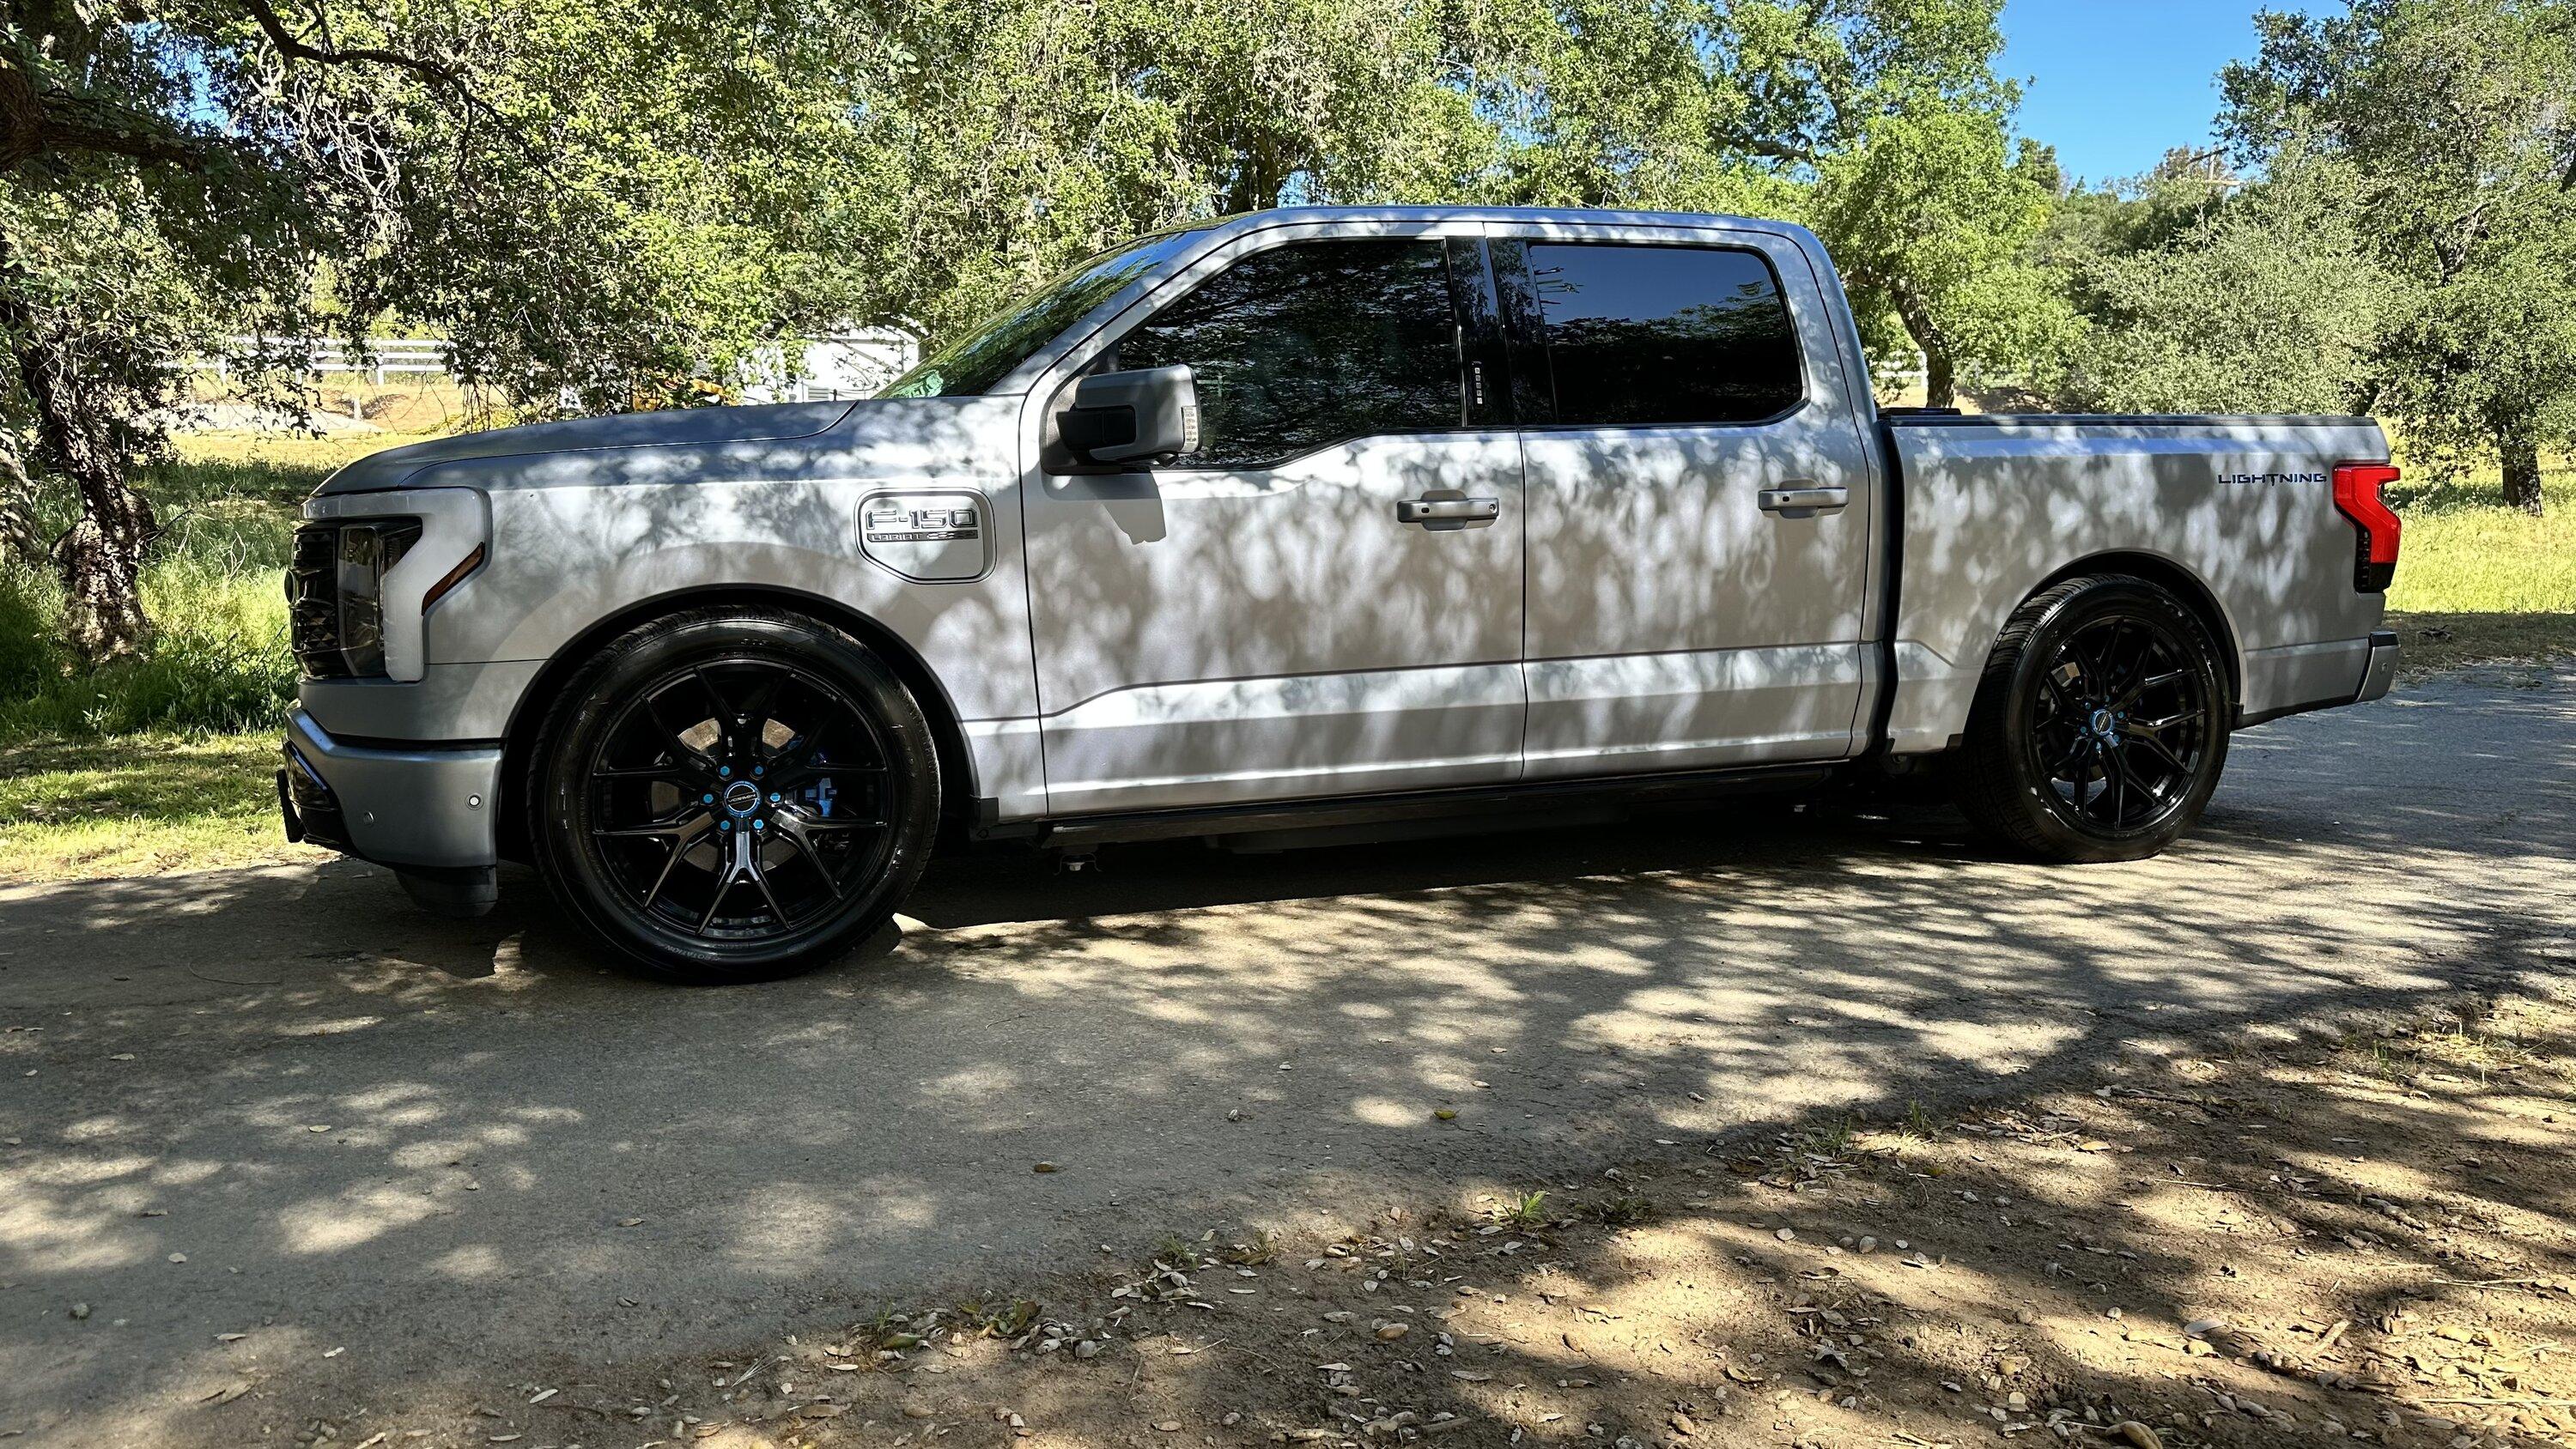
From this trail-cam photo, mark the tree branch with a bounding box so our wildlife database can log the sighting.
[0,60,210,171]
[240,0,470,91]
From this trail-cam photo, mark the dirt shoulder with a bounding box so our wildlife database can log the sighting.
[190,988,2576,1449]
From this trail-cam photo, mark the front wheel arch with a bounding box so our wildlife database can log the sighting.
[495,585,977,863]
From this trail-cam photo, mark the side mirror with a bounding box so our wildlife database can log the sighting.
[1058,365,1199,466]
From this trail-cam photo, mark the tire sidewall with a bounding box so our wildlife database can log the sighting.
[529,610,940,982]
[1990,579,2231,863]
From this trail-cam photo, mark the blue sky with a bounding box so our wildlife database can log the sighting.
[1999,0,2329,187]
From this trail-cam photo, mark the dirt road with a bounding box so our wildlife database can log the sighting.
[3,671,2570,1445]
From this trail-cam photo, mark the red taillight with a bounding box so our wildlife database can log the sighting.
[2332,461,2402,592]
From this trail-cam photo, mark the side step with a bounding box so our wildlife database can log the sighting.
[1023,762,1839,850]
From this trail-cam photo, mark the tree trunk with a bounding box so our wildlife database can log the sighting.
[1923,349,1957,409]
[2500,427,2546,516]
[0,439,46,566]
[0,270,155,660]
[1887,282,1957,409]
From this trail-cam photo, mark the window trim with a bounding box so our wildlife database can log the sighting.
[1492,236,1812,433]
[1035,226,1498,477]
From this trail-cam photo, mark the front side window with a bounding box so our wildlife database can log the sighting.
[1524,243,1803,427]
[1106,239,1464,469]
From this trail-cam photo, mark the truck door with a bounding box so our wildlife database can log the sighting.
[1019,224,1526,815]
[1487,222,1876,777]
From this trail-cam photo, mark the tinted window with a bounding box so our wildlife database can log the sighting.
[1525,244,1802,426]
[1109,239,1463,469]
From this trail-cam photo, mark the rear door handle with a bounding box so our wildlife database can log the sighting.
[1396,496,1502,528]
[1758,485,1850,517]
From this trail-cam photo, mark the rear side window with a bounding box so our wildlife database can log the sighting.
[1523,243,1802,427]
[1109,239,1463,469]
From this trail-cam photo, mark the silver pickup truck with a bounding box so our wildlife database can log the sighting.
[280,205,2403,982]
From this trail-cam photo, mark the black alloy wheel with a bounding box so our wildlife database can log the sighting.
[1955,574,2233,863]
[529,607,939,982]
[2025,612,2211,835]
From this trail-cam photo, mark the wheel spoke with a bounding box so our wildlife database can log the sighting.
[592,762,693,782]
[595,809,714,840]
[640,836,691,909]
[696,858,741,935]
[2115,669,2187,710]
[643,689,718,767]
[773,815,844,900]
[747,855,789,925]
[2127,730,2192,779]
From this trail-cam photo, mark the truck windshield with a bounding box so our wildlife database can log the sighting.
[878,227,1208,398]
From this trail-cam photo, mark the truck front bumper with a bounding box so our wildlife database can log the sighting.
[278,709,502,870]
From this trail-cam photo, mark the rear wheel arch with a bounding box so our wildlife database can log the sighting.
[495,586,977,863]
[2032,552,2241,712]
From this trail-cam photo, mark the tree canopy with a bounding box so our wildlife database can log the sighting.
[5,0,2567,671]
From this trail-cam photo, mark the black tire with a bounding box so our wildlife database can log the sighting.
[526,606,940,983]
[1953,574,2232,863]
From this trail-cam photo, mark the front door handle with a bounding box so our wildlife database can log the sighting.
[1396,496,1502,529]
[1758,484,1850,518]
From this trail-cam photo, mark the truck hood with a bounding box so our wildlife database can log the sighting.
[310,397,926,497]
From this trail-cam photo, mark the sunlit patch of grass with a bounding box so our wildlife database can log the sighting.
[2369,455,2576,675]
[0,731,323,881]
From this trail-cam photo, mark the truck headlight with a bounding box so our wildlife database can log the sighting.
[288,518,423,678]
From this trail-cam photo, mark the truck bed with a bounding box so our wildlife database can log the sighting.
[1878,412,2393,755]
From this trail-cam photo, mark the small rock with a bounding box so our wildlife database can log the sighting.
[1032,1162,1059,1173]
[1074,1340,1103,1360]
[1375,1324,1409,1342]
[2107,1422,2164,1449]
[69,1302,90,1320]
[1154,1421,1182,1433]
[167,1253,187,1264]
[1434,1109,1457,1121]
[1774,1228,1795,1242]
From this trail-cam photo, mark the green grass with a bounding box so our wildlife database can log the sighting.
[0,435,394,882]
[2385,453,2576,673]
[0,731,325,880]
[0,434,386,740]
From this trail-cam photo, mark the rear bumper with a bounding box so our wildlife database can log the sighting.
[278,710,502,870]
[2237,628,2399,728]
[2354,627,2399,705]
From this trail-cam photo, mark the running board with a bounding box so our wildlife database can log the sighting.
[1007,762,1841,850]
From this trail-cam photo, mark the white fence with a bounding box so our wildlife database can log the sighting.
[197,336,453,385]
[182,329,917,404]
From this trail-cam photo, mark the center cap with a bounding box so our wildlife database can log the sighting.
[2089,707,2117,739]
[721,779,762,816]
